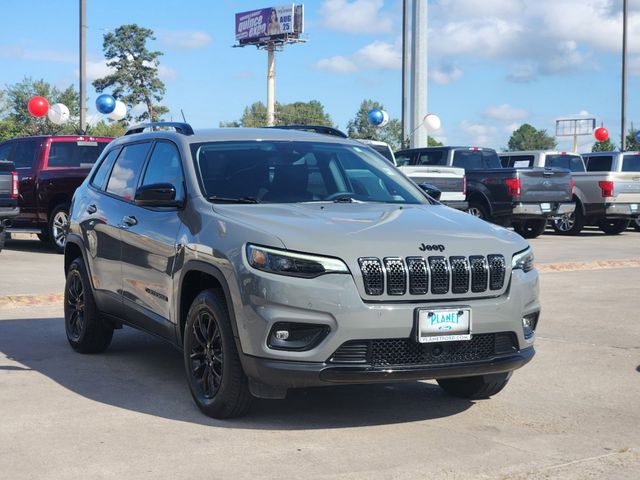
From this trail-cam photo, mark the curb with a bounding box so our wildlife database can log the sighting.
[0,258,638,310]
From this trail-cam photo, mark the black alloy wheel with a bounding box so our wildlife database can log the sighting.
[66,269,85,342]
[598,218,630,235]
[513,219,548,239]
[190,310,224,399]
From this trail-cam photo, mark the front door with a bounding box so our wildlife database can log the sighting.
[119,141,185,340]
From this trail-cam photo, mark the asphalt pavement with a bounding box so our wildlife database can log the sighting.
[0,229,639,479]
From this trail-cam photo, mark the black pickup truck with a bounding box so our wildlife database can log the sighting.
[0,160,19,252]
[395,146,575,238]
[0,135,112,253]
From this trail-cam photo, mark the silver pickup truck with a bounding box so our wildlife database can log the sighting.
[501,151,640,235]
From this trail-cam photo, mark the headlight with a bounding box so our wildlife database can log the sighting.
[246,244,349,278]
[512,247,534,273]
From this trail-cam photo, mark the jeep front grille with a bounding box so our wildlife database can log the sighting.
[328,332,518,366]
[357,254,506,297]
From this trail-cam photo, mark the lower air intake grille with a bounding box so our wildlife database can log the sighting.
[328,333,518,367]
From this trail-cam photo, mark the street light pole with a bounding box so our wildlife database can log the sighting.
[410,0,427,148]
[401,0,410,148]
[621,0,628,151]
[79,0,87,133]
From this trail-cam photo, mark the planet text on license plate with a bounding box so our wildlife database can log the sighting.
[417,308,471,343]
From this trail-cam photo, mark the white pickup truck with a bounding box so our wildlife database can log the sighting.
[500,150,640,235]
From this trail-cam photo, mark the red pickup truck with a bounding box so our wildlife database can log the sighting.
[0,135,113,252]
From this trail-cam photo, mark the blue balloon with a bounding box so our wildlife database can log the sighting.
[367,109,384,126]
[96,94,116,114]
[635,130,640,143]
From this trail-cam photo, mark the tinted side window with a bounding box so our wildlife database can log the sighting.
[106,143,151,200]
[481,150,501,169]
[510,155,534,168]
[395,154,413,167]
[621,154,640,172]
[500,156,510,167]
[585,156,613,172]
[0,143,12,162]
[453,150,483,169]
[418,151,446,166]
[12,140,38,169]
[141,142,185,201]
[91,149,121,190]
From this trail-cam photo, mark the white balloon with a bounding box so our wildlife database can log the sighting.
[108,101,127,121]
[379,110,389,128]
[423,113,441,131]
[47,103,70,125]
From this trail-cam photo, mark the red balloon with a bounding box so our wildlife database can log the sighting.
[594,127,609,142]
[27,96,49,117]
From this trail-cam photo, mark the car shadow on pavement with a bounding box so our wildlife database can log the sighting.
[0,317,473,429]
[4,237,57,254]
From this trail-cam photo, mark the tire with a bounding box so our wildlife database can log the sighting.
[513,219,547,239]
[184,289,252,419]
[634,217,640,232]
[467,202,489,221]
[598,218,630,235]
[64,257,114,353]
[437,372,512,399]
[37,233,51,244]
[552,204,585,235]
[49,203,69,254]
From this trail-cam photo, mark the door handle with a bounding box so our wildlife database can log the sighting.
[121,215,138,228]
[86,204,97,214]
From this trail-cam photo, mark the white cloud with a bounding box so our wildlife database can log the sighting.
[315,55,359,73]
[84,60,113,81]
[484,104,529,121]
[507,63,536,83]
[0,45,76,63]
[504,122,521,134]
[315,40,400,73]
[630,56,640,75]
[158,30,212,49]
[158,64,177,81]
[430,64,462,85]
[459,120,497,146]
[319,0,393,33]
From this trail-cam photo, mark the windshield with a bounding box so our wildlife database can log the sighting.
[622,154,640,172]
[191,141,427,204]
[546,154,585,172]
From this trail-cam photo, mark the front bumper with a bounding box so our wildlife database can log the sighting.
[241,347,535,388]
[512,202,575,219]
[605,202,640,218]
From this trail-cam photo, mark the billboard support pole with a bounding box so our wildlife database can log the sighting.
[267,43,276,126]
[401,0,410,148]
[79,0,87,133]
[410,0,427,148]
[621,0,628,151]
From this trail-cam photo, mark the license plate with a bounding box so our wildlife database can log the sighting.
[541,203,551,212]
[416,308,471,343]
[631,204,638,211]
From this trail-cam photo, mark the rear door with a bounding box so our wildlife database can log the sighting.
[119,140,185,339]
[10,138,41,226]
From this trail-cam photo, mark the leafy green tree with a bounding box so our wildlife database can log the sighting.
[428,136,443,147]
[591,138,617,152]
[507,123,557,151]
[222,100,333,128]
[93,24,168,122]
[624,126,639,151]
[1,77,80,138]
[88,120,126,138]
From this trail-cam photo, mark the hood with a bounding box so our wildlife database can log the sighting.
[214,203,528,260]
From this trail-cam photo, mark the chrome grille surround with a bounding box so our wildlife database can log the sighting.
[488,254,506,290]
[469,255,489,293]
[358,257,384,295]
[406,257,428,295]
[428,256,450,294]
[449,256,470,294]
[383,257,407,296]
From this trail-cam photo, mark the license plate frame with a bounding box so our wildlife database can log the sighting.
[415,307,472,343]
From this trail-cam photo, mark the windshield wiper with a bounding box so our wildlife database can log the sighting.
[208,196,259,204]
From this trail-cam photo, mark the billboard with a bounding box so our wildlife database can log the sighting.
[235,4,303,45]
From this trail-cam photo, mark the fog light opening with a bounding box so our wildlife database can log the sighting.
[522,313,539,340]
[268,322,330,351]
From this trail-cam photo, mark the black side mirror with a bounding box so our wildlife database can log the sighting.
[134,183,181,207]
[418,183,442,201]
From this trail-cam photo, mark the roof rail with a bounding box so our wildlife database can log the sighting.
[266,125,348,138]
[124,122,194,136]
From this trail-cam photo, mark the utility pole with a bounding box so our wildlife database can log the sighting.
[621,0,628,151]
[79,0,87,133]
[401,0,410,148]
[267,43,276,126]
[410,0,427,148]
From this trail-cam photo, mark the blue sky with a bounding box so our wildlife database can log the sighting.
[1,0,639,152]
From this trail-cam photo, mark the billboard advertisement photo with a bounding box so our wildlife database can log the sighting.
[235,4,296,44]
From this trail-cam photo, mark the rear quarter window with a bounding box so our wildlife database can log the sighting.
[546,154,585,172]
[621,154,640,172]
[585,156,613,172]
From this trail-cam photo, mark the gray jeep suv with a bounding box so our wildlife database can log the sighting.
[64,122,540,418]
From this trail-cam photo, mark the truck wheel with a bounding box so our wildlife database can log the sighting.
[513,219,547,239]
[634,217,640,232]
[184,289,252,419]
[598,219,630,235]
[437,372,511,399]
[64,257,114,353]
[467,202,488,221]
[49,203,69,254]
[552,208,585,235]
[37,233,51,244]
